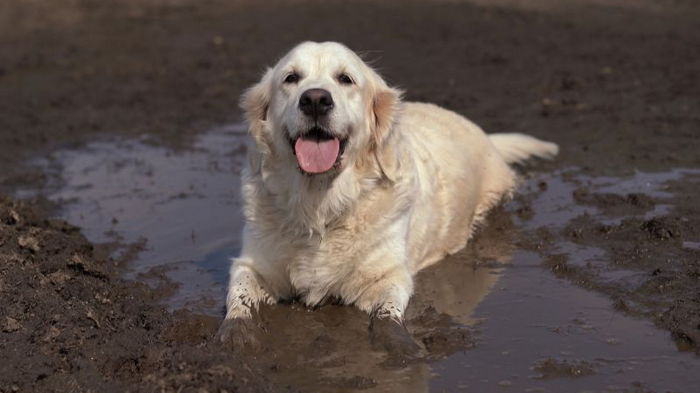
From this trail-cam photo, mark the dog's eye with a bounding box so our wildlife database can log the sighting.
[284,72,300,84]
[337,73,354,85]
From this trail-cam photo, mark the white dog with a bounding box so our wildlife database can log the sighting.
[220,41,557,354]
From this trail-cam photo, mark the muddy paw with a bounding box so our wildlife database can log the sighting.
[369,316,423,363]
[215,317,265,353]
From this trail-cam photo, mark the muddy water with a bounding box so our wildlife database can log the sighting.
[16,124,249,313]
[431,251,699,392]
[15,126,700,392]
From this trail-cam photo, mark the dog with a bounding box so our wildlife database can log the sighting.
[220,41,558,355]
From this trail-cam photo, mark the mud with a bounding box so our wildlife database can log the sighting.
[532,358,596,379]
[1,0,700,392]
[0,195,272,392]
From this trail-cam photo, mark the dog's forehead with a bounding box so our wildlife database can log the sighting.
[278,42,364,74]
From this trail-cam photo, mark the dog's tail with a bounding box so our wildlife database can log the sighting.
[488,133,559,164]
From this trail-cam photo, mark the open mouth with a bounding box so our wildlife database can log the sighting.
[290,127,347,174]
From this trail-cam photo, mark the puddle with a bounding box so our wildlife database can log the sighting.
[14,126,700,392]
[683,241,700,251]
[431,251,700,393]
[16,123,249,313]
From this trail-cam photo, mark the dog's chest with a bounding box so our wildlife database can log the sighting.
[284,229,360,304]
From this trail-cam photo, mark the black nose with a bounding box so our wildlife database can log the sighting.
[299,88,334,118]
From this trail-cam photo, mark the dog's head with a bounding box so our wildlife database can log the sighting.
[241,41,402,179]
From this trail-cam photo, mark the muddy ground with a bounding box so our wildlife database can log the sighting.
[0,195,276,392]
[1,0,699,392]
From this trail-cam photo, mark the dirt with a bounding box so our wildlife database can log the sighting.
[532,358,597,379]
[0,195,273,392]
[1,0,699,392]
[565,184,700,350]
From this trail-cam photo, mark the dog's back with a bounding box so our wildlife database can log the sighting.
[395,102,555,272]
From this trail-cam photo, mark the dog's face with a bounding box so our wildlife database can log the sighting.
[242,42,401,178]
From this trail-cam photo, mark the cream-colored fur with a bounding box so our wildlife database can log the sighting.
[224,41,558,324]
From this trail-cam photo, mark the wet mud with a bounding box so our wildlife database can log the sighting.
[1,0,700,392]
[0,196,270,392]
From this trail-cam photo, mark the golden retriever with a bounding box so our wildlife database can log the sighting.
[220,41,557,354]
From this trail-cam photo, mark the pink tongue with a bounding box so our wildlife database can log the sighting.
[294,137,340,174]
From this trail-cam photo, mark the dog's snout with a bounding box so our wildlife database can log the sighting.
[299,88,334,118]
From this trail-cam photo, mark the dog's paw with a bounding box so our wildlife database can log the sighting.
[369,316,423,364]
[215,317,265,353]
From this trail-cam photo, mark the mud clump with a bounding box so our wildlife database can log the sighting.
[533,358,596,379]
[558,201,700,352]
[573,188,655,216]
[642,217,681,241]
[665,300,700,351]
[320,376,377,390]
[0,195,272,392]
[411,307,475,359]
[1,317,21,333]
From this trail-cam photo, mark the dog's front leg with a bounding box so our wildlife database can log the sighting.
[217,260,274,350]
[353,266,423,360]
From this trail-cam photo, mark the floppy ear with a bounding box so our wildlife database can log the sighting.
[240,69,273,174]
[371,82,403,182]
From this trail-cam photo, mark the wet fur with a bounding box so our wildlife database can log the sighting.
[224,41,558,325]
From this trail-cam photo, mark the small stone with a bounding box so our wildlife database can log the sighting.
[42,326,61,342]
[8,209,20,224]
[95,292,112,304]
[86,309,100,328]
[2,317,21,333]
[18,236,40,252]
[47,271,72,285]
[69,254,108,279]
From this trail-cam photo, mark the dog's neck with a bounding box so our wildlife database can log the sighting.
[288,167,362,237]
[257,159,384,238]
